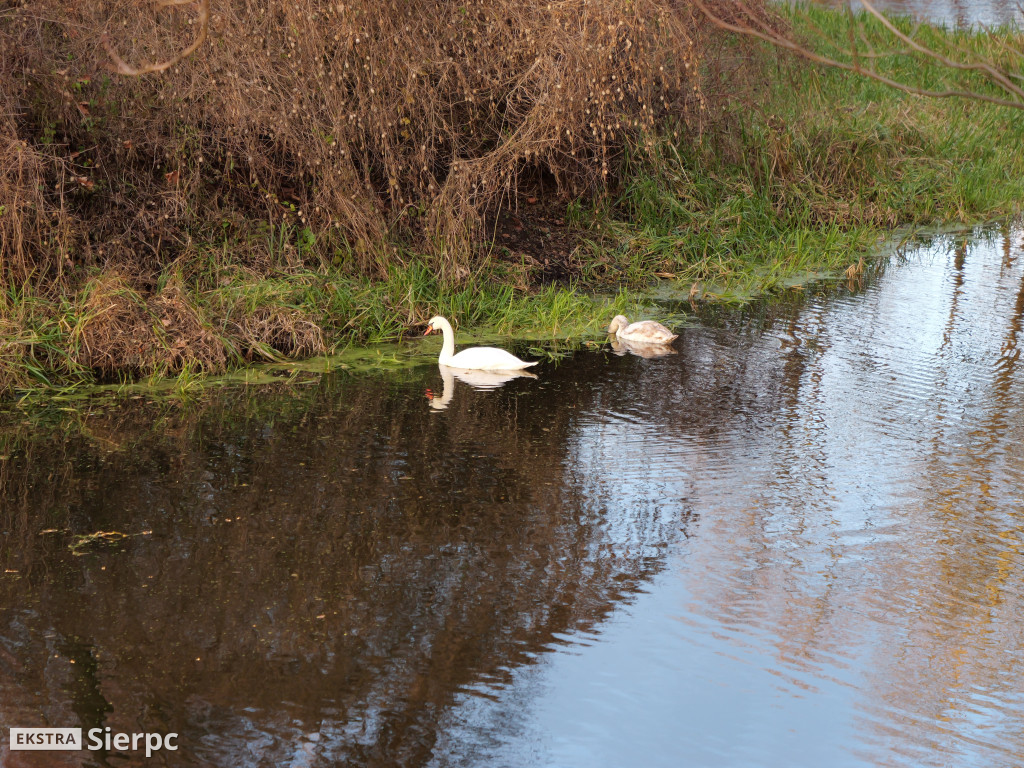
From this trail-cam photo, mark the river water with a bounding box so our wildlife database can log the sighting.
[1,221,1023,767]
[816,0,1023,27]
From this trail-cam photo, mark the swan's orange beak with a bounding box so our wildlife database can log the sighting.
[423,325,433,335]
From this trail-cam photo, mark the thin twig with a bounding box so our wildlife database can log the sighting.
[691,0,1024,109]
[101,0,210,76]
[859,0,1024,99]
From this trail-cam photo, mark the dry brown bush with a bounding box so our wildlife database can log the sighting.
[0,315,27,393]
[72,272,227,376]
[73,273,157,374]
[231,305,326,360]
[0,0,755,286]
[0,114,76,283]
[150,283,229,370]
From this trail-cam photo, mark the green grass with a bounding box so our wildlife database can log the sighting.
[587,4,1024,295]
[2,5,1023,397]
[0,258,649,397]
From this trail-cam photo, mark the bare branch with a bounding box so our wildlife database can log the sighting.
[858,0,1024,100]
[101,0,210,76]
[692,0,1024,110]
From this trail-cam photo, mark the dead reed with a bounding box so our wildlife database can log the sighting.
[1,0,744,284]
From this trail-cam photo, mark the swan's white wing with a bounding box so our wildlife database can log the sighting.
[446,346,537,370]
[622,320,678,343]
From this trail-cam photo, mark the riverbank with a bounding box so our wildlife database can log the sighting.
[1,5,1022,395]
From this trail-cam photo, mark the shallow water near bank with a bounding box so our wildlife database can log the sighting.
[2,221,1024,767]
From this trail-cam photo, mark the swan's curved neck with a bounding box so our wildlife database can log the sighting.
[435,317,456,365]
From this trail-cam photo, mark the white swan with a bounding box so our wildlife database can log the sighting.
[423,316,538,370]
[607,314,678,344]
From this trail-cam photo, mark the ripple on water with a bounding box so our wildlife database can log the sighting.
[514,224,1024,767]
[3,226,1024,768]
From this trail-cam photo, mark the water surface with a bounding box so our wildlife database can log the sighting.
[815,0,1023,27]
[1,222,1023,767]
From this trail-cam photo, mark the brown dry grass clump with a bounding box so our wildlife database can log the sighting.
[231,306,326,360]
[150,284,229,370]
[0,0,754,286]
[73,273,156,374]
[0,316,27,394]
[72,272,227,376]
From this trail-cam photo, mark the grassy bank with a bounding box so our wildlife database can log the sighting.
[1,4,1023,395]
[0,263,642,393]
[588,5,1024,296]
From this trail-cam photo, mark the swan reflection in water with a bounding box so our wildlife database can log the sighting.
[426,365,538,410]
[609,337,677,359]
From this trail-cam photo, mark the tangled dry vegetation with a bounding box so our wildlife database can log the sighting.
[0,0,759,387]
[0,0,754,276]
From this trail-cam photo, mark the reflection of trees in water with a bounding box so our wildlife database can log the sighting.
[850,224,1024,764]
[644,225,1024,766]
[0,366,677,767]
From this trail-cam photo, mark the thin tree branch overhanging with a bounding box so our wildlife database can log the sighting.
[101,0,210,76]
[692,0,1024,110]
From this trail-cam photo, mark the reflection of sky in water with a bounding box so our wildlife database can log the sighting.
[436,225,1024,768]
[567,415,696,550]
[813,0,1023,27]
